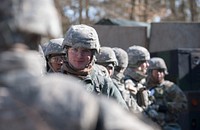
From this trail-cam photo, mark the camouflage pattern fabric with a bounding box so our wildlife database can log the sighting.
[62,24,100,53]
[123,45,151,113]
[95,47,129,109]
[93,64,110,78]
[146,80,188,130]
[62,24,100,70]
[111,73,126,96]
[112,47,128,68]
[1,0,158,129]
[41,42,50,54]
[111,47,128,105]
[62,62,129,110]
[123,77,145,113]
[38,45,47,73]
[124,74,149,109]
[0,0,62,37]
[148,57,168,74]
[96,46,118,66]
[0,51,45,77]
[124,67,147,82]
[61,25,128,109]
[0,51,158,130]
[44,38,65,57]
[146,57,188,129]
[0,51,98,130]
[0,0,62,49]
[0,0,160,128]
[126,45,150,68]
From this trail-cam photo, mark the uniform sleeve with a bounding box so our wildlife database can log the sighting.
[104,77,129,110]
[97,96,159,130]
[165,83,188,113]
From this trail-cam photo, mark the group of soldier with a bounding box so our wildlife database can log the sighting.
[0,0,188,130]
[43,24,188,130]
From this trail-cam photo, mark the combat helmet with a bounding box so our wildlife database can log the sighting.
[96,46,118,66]
[127,45,150,67]
[148,57,168,74]
[112,47,128,68]
[45,38,65,58]
[0,0,62,49]
[62,24,100,53]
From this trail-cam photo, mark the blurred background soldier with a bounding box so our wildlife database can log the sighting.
[0,0,160,130]
[96,46,118,76]
[146,57,188,130]
[124,45,150,113]
[111,47,129,101]
[44,38,66,73]
[0,0,64,129]
[61,25,128,109]
[95,46,128,109]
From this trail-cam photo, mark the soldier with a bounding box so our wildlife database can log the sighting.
[61,25,128,109]
[44,38,66,73]
[111,47,129,100]
[95,46,128,109]
[96,46,118,76]
[124,45,150,113]
[146,57,188,130]
[0,0,65,129]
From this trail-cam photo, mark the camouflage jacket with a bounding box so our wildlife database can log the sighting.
[123,75,146,113]
[147,80,188,124]
[0,50,157,130]
[62,63,128,109]
[111,72,126,94]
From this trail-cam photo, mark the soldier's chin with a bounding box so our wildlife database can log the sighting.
[74,65,86,70]
[154,78,162,84]
[158,78,163,84]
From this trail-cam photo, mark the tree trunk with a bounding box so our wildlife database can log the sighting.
[79,0,82,24]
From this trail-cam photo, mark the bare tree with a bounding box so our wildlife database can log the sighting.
[54,0,200,29]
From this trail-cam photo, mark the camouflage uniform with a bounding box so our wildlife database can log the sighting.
[61,25,128,109]
[93,64,110,78]
[95,46,128,109]
[0,0,63,129]
[111,47,128,97]
[146,57,188,130]
[96,46,118,75]
[44,38,65,72]
[124,45,150,113]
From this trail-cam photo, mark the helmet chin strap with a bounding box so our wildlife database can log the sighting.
[47,61,56,72]
[86,54,95,67]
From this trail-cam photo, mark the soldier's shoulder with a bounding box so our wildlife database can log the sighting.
[162,80,174,87]
[162,80,183,92]
[93,64,109,77]
[124,77,137,86]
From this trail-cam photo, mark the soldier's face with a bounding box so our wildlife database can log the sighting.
[138,60,149,74]
[68,47,92,70]
[49,54,65,72]
[105,65,114,76]
[151,69,165,83]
